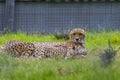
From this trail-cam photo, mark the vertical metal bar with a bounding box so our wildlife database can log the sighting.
[4,0,15,33]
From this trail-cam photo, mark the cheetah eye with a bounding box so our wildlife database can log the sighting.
[79,33,83,35]
[73,33,76,35]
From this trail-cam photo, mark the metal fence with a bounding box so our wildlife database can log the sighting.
[0,0,120,33]
[0,2,5,31]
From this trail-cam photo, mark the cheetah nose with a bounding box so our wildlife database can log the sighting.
[76,39,79,41]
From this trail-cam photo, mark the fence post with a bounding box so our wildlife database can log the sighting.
[4,0,15,33]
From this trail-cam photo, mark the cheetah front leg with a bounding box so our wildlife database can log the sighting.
[64,51,70,60]
[64,47,75,59]
[78,48,87,56]
[65,47,87,59]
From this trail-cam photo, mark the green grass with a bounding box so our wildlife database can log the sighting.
[0,32,65,45]
[0,31,120,80]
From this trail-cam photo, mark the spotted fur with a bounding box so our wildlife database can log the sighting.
[2,40,36,57]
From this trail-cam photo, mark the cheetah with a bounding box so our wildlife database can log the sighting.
[0,28,87,59]
[31,28,87,59]
[0,40,84,59]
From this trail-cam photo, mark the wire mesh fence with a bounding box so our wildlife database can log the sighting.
[0,2,120,33]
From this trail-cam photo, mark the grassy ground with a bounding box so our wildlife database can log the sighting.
[0,31,120,80]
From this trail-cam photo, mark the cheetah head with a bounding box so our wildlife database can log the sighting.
[69,28,85,44]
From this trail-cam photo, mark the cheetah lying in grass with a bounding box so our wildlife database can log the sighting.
[0,28,87,59]
[30,28,87,59]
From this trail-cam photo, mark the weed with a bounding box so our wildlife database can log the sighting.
[100,40,120,67]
